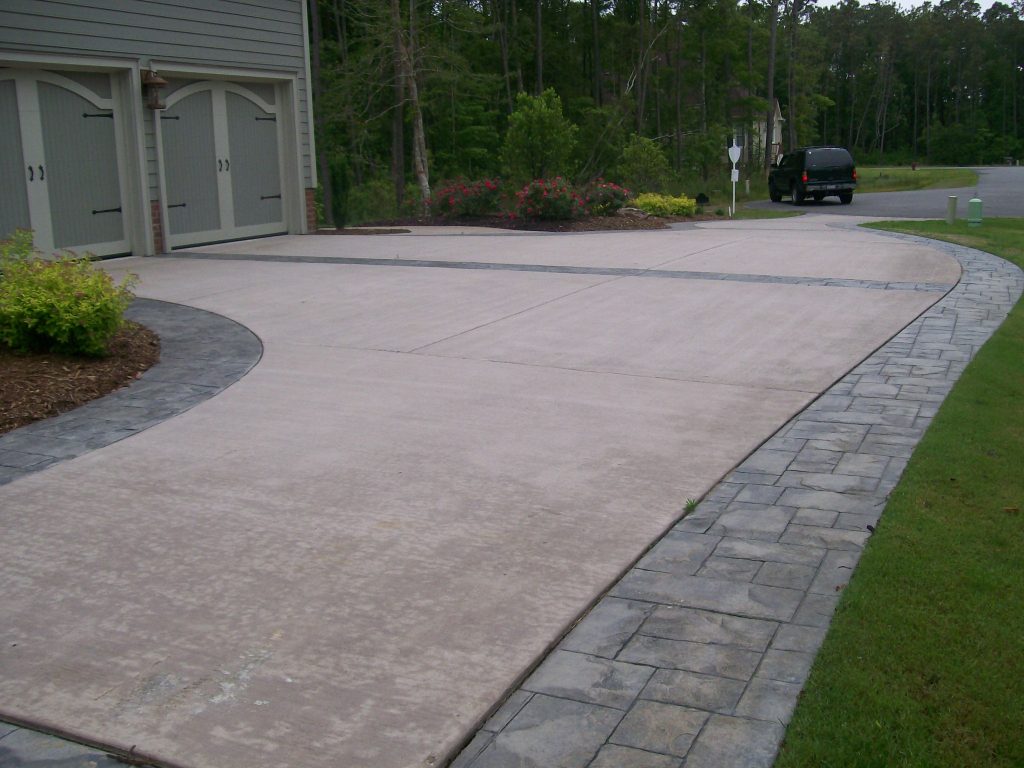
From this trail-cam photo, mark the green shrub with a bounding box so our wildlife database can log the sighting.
[0,246,137,357]
[429,178,503,218]
[573,104,628,181]
[619,134,672,193]
[344,178,399,225]
[501,89,578,183]
[585,180,633,216]
[511,178,586,220]
[1,228,34,265]
[634,192,698,217]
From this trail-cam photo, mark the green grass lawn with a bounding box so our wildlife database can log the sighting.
[732,207,803,220]
[775,218,1024,768]
[856,166,979,194]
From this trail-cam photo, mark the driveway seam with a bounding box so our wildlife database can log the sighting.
[164,251,953,293]
[448,231,1023,768]
[0,298,263,487]
[408,275,624,354]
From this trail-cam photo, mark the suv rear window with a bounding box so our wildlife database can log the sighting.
[806,148,853,169]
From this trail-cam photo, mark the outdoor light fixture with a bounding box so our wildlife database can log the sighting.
[141,68,167,110]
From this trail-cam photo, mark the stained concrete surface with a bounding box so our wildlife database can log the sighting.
[0,218,957,768]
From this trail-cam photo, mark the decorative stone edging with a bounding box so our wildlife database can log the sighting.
[0,299,262,487]
[451,231,1024,768]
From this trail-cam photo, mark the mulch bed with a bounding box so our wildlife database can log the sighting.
[0,321,160,436]
[320,214,700,233]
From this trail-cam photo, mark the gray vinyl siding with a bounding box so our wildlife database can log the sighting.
[0,0,313,199]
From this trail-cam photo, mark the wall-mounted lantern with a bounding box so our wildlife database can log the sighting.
[141,69,167,110]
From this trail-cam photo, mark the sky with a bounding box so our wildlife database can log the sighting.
[815,0,1004,12]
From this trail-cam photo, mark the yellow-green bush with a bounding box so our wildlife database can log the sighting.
[0,228,34,263]
[0,233,137,357]
[634,192,698,217]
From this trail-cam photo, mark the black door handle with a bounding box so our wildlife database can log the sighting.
[218,159,223,172]
[28,166,33,181]
[224,159,230,171]
[39,165,44,181]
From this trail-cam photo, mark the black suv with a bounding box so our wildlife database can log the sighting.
[768,146,857,205]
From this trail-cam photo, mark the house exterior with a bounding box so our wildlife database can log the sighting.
[1,0,317,257]
[729,92,784,169]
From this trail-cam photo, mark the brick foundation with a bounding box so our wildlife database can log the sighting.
[305,188,317,232]
[150,201,165,254]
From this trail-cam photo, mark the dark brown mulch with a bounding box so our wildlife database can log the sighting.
[322,227,413,235]
[0,321,160,436]
[321,214,676,233]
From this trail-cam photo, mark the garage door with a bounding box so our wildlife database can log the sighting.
[0,69,129,257]
[160,81,286,248]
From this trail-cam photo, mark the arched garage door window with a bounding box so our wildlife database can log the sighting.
[160,81,286,249]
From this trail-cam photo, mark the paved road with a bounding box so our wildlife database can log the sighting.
[0,218,958,768]
[749,165,1023,218]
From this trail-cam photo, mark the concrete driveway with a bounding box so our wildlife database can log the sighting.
[750,165,1024,218]
[0,216,959,768]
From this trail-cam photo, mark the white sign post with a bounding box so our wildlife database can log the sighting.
[728,141,742,218]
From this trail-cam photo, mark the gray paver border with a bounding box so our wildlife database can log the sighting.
[451,229,1024,768]
[0,298,263,486]
[166,250,953,292]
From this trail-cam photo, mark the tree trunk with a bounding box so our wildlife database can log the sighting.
[876,50,894,157]
[847,75,855,148]
[493,0,513,111]
[591,0,602,106]
[535,0,543,94]
[674,13,682,171]
[765,0,779,171]
[637,0,647,132]
[332,0,343,49]
[746,4,754,166]
[405,0,429,209]
[309,0,333,227]
[511,0,523,93]
[700,28,707,133]
[925,62,931,159]
[786,0,800,151]
[390,0,405,212]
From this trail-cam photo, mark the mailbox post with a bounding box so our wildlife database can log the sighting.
[728,141,742,218]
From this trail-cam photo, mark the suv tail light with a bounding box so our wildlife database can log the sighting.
[801,171,808,183]
[852,167,858,181]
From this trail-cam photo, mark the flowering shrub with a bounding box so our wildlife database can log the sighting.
[512,177,586,220]
[585,180,633,216]
[429,178,503,218]
[634,192,698,217]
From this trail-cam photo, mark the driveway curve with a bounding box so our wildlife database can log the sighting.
[0,218,960,768]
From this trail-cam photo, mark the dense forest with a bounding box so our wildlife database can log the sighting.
[307,0,1023,222]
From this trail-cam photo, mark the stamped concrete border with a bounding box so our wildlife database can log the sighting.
[451,231,1024,768]
[0,298,263,487]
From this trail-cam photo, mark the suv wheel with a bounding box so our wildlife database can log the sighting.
[839,192,853,205]
[791,182,805,205]
[769,185,782,203]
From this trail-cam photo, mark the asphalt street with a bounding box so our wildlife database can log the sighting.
[749,165,1023,218]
